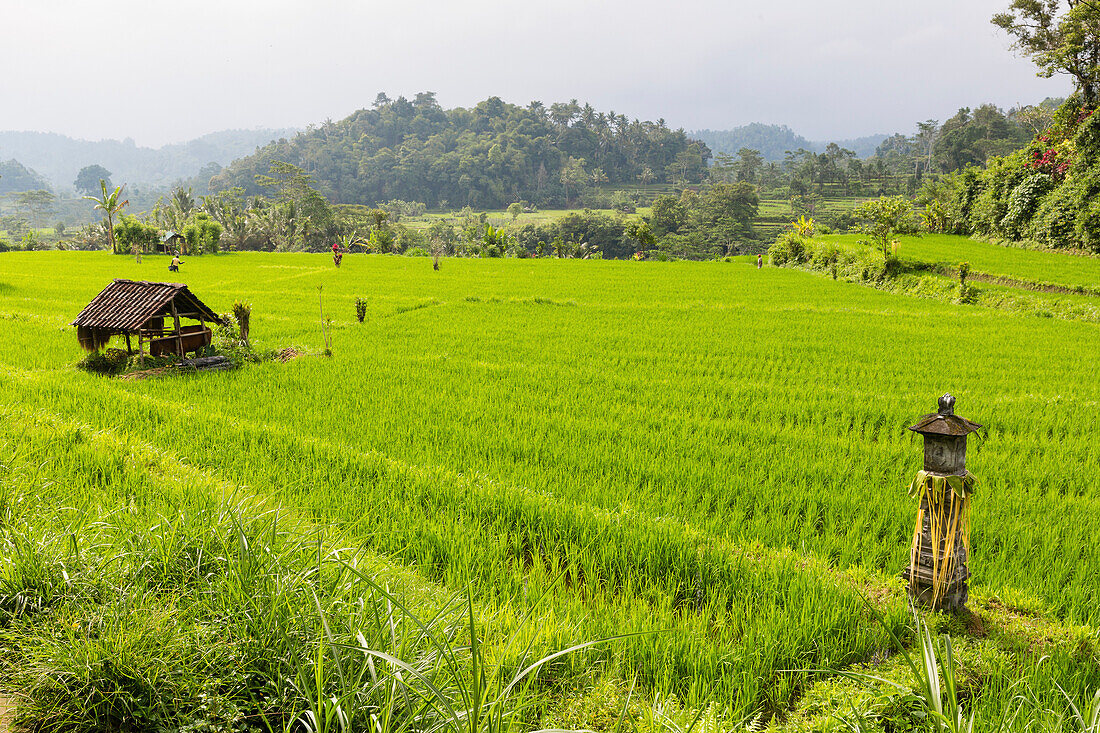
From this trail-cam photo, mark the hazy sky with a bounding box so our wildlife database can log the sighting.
[2,0,1074,147]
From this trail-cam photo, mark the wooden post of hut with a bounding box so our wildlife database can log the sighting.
[170,300,184,358]
[902,394,982,612]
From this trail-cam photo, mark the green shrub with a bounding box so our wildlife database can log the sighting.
[182,213,222,255]
[807,240,839,271]
[1075,196,1100,253]
[768,231,807,266]
[1065,160,1100,252]
[113,215,160,256]
[394,226,428,254]
[835,242,886,281]
[1073,107,1100,161]
[1029,181,1079,248]
[824,210,855,233]
[76,348,130,375]
[970,152,1031,238]
[1001,172,1055,239]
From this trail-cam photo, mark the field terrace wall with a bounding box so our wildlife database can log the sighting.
[71,278,224,359]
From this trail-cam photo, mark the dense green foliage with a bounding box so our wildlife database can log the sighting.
[209,94,710,209]
[696,103,1036,208]
[182,212,223,254]
[112,214,160,256]
[645,183,760,257]
[918,97,1100,251]
[993,0,1100,108]
[874,105,1031,179]
[73,164,113,195]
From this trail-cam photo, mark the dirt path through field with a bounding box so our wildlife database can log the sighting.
[928,263,1099,296]
[0,695,15,733]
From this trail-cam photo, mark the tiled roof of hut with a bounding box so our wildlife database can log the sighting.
[71,279,222,332]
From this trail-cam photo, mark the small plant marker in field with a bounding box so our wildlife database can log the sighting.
[318,284,332,354]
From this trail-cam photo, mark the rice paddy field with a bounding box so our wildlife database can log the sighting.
[828,232,1100,293]
[756,195,866,240]
[1,244,1099,731]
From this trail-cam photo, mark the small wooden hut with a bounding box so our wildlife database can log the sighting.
[72,279,224,359]
[159,231,185,254]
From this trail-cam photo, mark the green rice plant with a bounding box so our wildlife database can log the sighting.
[328,561,646,733]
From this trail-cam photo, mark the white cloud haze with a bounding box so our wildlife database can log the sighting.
[1,0,1075,147]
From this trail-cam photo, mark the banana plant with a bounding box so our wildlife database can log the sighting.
[82,180,129,256]
[792,215,815,237]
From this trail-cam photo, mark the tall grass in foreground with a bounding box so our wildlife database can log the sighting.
[0,437,446,732]
[815,603,1100,733]
[0,424,640,733]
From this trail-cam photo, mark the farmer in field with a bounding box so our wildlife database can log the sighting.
[757,254,762,269]
[332,241,343,268]
[169,253,182,272]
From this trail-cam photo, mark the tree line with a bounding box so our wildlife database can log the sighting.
[705,103,1045,210]
[208,94,710,210]
[910,0,1100,252]
[65,154,760,261]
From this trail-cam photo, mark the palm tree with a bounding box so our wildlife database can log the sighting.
[579,103,596,129]
[83,180,129,256]
[172,186,195,216]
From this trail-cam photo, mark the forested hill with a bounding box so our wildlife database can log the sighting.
[692,124,887,161]
[0,159,51,194]
[0,128,297,191]
[208,94,711,209]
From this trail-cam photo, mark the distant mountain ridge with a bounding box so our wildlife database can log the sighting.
[692,123,887,161]
[0,128,298,191]
[0,159,51,194]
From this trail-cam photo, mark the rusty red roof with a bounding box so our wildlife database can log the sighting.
[71,279,222,332]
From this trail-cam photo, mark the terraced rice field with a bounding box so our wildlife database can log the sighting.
[829,232,1100,292]
[1,249,1099,729]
